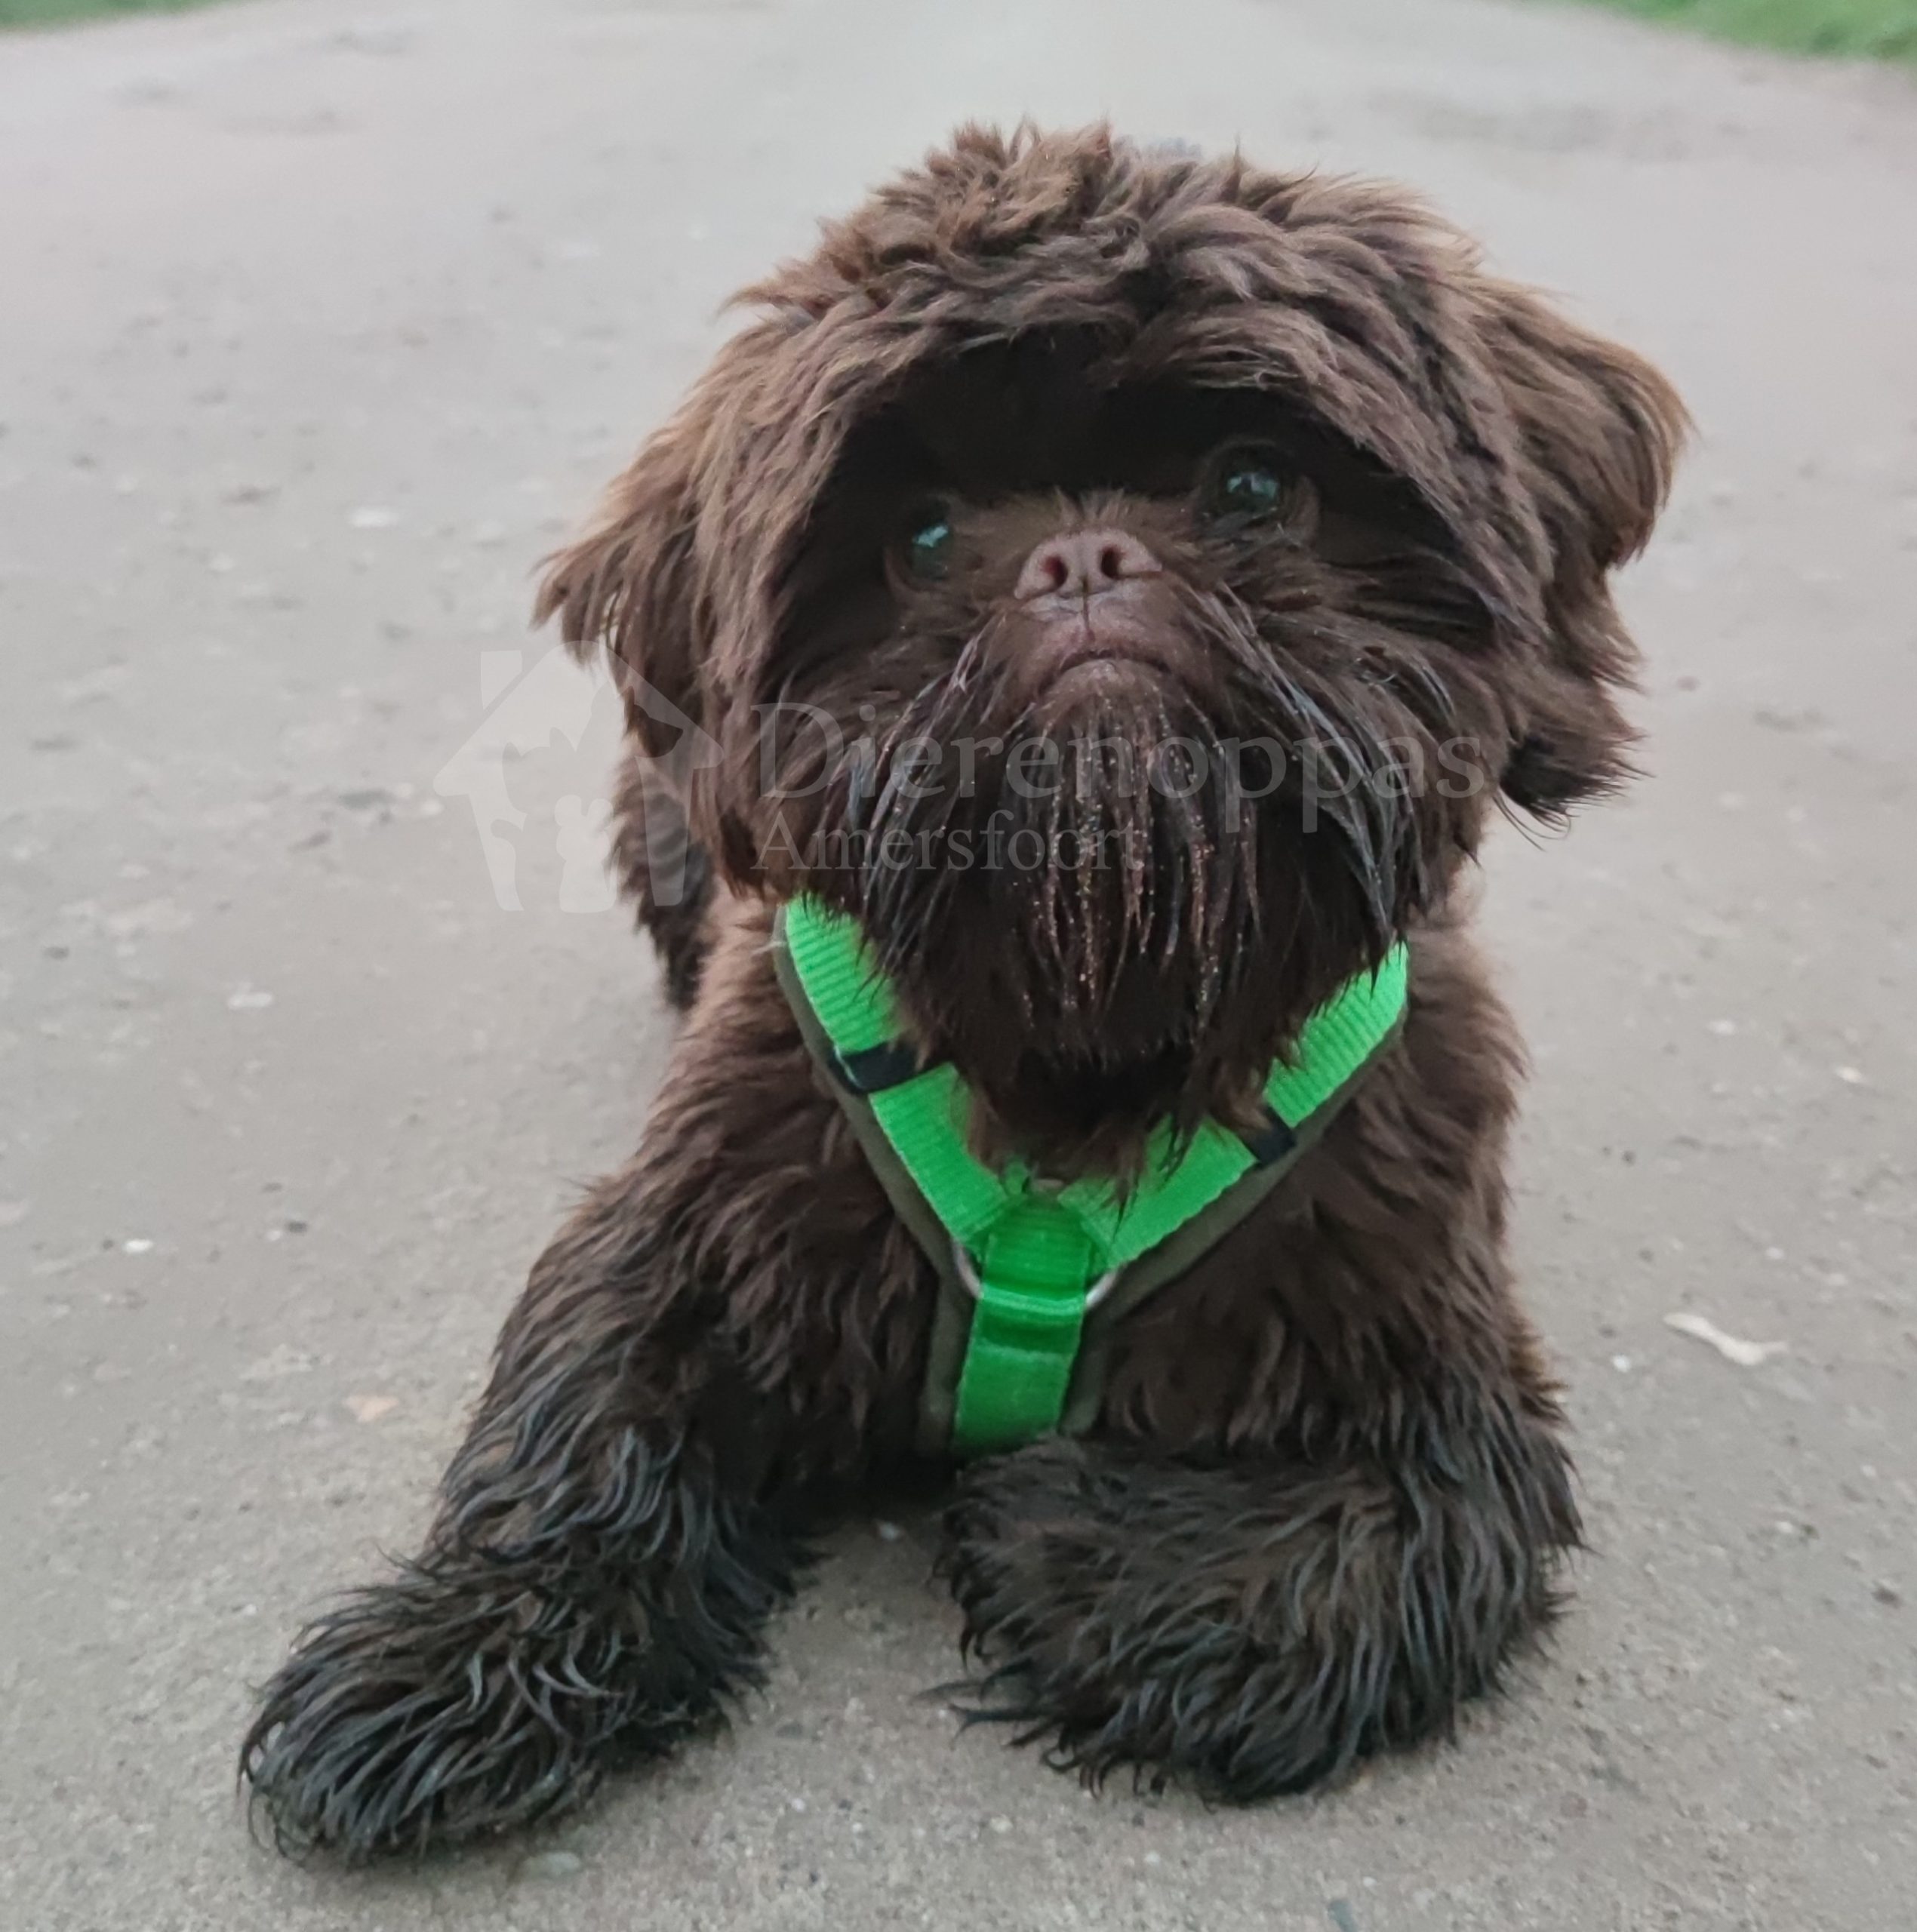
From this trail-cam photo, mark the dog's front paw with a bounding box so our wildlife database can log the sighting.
[940,1438,1245,1791]
[941,1435,1571,1801]
[241,1559,657,1859]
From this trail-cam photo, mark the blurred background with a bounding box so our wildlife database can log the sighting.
[1,2,1912,1928]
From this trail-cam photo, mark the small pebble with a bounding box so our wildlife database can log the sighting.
[122,1238,154,1255]
[518,1849,582,1881]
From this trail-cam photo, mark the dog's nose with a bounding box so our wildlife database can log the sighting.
[1014,528,1160,601]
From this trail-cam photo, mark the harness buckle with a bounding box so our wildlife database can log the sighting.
[950,1239,1122,1312]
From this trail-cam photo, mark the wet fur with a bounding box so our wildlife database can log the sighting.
[242,125,1680,1857]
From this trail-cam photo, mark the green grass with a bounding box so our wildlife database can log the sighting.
[1574,0,1917,61]
[0,0,223,28]
[8,0,1909,61]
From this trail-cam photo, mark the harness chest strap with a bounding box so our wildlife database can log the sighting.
[774,897,1409,1458]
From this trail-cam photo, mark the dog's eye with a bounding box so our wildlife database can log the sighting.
[1209,458,1287,520]
[901,506,955,580]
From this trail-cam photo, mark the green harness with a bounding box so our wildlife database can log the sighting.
[775,897,1408,1458]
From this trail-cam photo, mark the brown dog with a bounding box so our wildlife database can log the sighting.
[242,125,1684,1858]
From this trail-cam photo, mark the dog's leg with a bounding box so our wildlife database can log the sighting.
[940,1374,1578,1800]
[242,923,915,1857]
[240,1167,799,1857]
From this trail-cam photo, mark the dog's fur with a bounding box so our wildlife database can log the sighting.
[242,125,1683,1857]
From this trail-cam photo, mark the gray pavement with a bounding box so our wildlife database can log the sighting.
[2,1,1914,1926]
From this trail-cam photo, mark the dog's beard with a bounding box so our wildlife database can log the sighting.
[779,585,1447,1174]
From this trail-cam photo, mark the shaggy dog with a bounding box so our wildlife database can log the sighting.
[242,125,1683,1857]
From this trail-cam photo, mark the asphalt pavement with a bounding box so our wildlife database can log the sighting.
[2,1,1913,1926]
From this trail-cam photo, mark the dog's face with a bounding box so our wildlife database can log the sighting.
[758,358,1491,1164]
[540,127,1684,1171]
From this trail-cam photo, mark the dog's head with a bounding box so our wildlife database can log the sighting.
[540,125,1684,1171]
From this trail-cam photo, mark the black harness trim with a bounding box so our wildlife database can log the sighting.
[828,1039,926,1095]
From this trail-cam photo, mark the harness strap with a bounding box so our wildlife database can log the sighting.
[777,897,1409,1456]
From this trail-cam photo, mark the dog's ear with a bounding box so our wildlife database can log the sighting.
[534,410,711,758]
[1475,281,1688,819]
